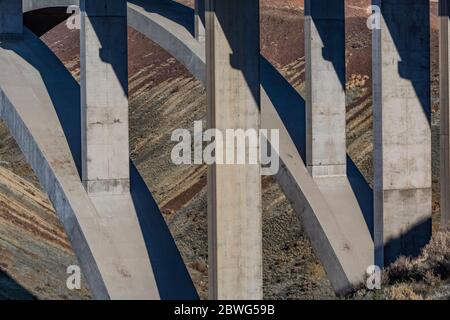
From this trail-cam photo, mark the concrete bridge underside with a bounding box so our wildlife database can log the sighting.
[0,0,431,299]
[1,0,374,298]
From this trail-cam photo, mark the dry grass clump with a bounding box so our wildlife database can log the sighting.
[350,232,450,300]
[384,283,423,300]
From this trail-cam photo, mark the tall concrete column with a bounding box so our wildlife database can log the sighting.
[80,0,129,194]
[373,0,432,266]
[195,0,206,42]
[440,0,450,230]
[206,0,262,300]
[305,0,346,177]
[0,0,22,35]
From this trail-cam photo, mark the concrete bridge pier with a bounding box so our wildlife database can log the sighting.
[303,0,374,292]
[440,0,450,230]
[79,0,161,299]
[195,0,205,42]
[373,0,432,266]
[0,0,22,35]
[206,0,262,300]
[305,0,346,178]
[80,0,129,194]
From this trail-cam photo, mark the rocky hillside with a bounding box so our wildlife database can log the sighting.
[0,0,444,300]
[0,149,90,299]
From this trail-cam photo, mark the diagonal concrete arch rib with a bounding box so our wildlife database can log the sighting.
[20,0,374,294]
[0,28,198,300]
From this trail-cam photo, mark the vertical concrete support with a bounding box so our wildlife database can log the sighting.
[440,0,450,230]
[0,0,22,35]
[373,0,432,266]
[305,0,346,177]
[195,0,206,42]
[206,0,262,300]
[80,0,130,194]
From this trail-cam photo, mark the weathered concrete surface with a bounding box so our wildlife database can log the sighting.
[0,0,23,35]
[206,0,262,300]
[301,0,373,290]
[0,28,165,299]
[194,0,205,42]
[80,0,130,194]
[305,0,346,178]
[440,0,450,230]
[373,0,432,266]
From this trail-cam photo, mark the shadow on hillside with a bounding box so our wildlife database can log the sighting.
[0,270,36,300]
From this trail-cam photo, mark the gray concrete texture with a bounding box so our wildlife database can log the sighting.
[6,0,436,297]
[440,0,450,230]
[206,0,263,300]
[372,0,432,266]
[195,0,205,42]
[305,0,346,178]
[80,0,130,194]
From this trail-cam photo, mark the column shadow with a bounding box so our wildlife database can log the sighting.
[305,0,346,89]
[0,270,36,300]
[374,1,432,264]
[261,56,374,237]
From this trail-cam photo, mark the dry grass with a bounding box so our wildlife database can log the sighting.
[351,232,450,300]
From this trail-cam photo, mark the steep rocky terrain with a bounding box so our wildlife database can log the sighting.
[0,0,444,300]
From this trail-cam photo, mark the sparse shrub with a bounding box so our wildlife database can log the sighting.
[384,283,423,300]
[385,256,422,284]
[421,232,450,277]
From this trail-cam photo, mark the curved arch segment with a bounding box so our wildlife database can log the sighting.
[125,0,375,294]
[23,0,79,12]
